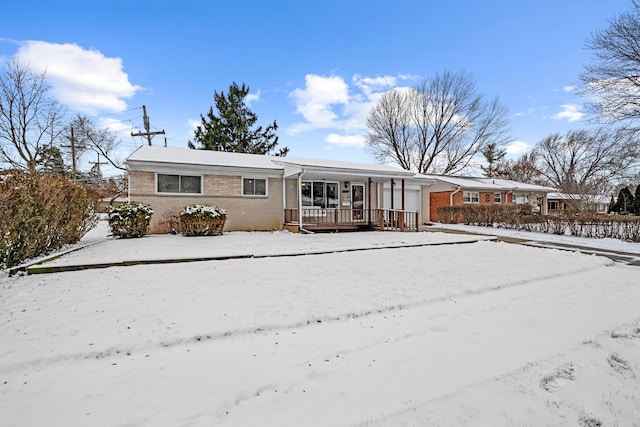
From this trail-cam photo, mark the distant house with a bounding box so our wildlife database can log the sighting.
[546,193,612,215]
[423,175,556,222]
[125,146,557,232]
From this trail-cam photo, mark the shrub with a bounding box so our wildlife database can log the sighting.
[107,202,153,238]
[179,204,227,236]
[0,170,98,268]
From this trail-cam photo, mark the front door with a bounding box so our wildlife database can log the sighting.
[351,183,365,221]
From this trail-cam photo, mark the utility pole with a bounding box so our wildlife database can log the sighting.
[62,126,85,180]
[89,153,108,187]
[131,105,165,146]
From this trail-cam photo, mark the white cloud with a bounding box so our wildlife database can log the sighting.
[15,41,141,114]
[188,119,201,131]
[352,74,397,96]
[99,117,133,137]
[505,140,532,156]
[288,73,410,138]
[325,133,366,147]
[552,104,584,122]
[563,86,575,93]
[245,90,261,106]
[289,74,349,133]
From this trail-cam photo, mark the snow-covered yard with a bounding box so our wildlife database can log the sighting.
[1,223,639,426]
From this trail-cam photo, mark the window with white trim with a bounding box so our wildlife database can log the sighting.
[549,200,559,210]
[157,174,202,194]
[243,178,267,196]
[463,191,479,204]
[514,193,529,204]
[494,192,502,203]
[301,181,339,208]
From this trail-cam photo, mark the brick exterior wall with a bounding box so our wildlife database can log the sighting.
[129,171,283,233]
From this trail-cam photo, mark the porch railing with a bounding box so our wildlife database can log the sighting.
[285,208,419,231]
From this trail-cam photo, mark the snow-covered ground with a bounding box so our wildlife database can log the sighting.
[1,222,639,426]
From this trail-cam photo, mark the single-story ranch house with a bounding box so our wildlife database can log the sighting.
[125,146,556,233]
[423,175,557,222]
[546,193,612,215]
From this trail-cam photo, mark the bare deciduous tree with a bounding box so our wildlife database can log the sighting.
[68,114,125,173]
[579,0,640,121]
[535,127,640,196]
[494,151,545,184]
[366,70,511,174]
[0,59,66,171]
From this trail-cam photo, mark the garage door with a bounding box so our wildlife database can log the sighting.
[383,188,420,212]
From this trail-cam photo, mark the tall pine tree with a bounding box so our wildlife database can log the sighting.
[634,185,640,215]
[188,82,288,156]
[481,143,507,178]
[612,186,634,214]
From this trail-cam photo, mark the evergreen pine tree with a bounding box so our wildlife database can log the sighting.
[614,186,634,214]
[188,82,288,156]
[481,143,507,178]
[607,195,616,214]
[634,185,640,215]
[36,146,67,176]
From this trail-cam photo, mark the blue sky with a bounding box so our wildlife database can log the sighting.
[0,0,633,175]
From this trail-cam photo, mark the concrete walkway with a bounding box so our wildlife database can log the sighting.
[427,224,640,266]
[14,221,496,275]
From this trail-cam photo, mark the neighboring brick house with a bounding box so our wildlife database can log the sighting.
[422,175,556,222]
[546,193,612,215]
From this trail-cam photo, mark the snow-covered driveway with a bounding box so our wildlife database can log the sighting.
[1,230,639,426]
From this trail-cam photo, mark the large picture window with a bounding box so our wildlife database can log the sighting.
[463,191,479,204]
[301,181,338,208]
[157,174,201,194]
[243,178,267,196]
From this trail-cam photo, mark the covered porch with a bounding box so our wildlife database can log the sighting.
[272,157,431,233]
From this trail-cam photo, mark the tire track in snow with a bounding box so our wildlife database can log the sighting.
[0,262,610,373]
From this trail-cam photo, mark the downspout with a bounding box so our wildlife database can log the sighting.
[282,174,286,225]
[449,185,462,224]
[297,168,313,234]
[450,186,461,206]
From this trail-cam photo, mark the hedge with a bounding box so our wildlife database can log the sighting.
[1,170,98,268]
[435,204,640,241]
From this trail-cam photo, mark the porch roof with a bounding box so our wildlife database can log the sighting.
[547,193,612,203]
[273,157,417,180]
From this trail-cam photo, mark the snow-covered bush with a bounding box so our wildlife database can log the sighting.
[1,169,98,268]
[108,202,153,239]
[179,204,227,236]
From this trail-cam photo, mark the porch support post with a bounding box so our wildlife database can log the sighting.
[297,172,303,231]
[368,178,372,226]
[401,179,405,211]
[391,179,395,209]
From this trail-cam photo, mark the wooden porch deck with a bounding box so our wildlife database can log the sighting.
[284,208,419,232]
